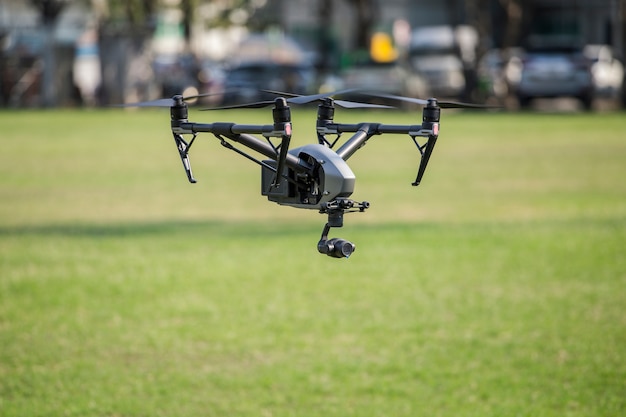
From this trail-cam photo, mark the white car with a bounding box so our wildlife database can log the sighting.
[517,45,594,109]
[584,45,624,99]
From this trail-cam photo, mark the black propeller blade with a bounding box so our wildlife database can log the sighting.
[117,92,223,108]
[362,92,497,109]
[203,89,394,110]
[333,99,394,109]
[284,88,357,104]
[274,88,394,109]
[203,99,278,110]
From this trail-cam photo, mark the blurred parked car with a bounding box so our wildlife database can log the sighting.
[339,59,426,103]
[152,53,199,98]
[408,25,478,99]
[220,34,315,105]
[221,61,314,105]
[517,43,594,109]
[584,44,624,99]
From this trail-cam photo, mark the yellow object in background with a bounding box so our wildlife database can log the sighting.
[370,32,398,63]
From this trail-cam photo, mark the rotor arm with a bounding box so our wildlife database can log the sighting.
[331,122,442,161]
[322,122,432,136]
[220,132,310,175]
[317,116,440,187]
[173,120,309,171]
[335,123,379,161]
[175,121,277,136]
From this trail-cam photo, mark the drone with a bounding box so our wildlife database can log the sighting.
[122,90,490,258]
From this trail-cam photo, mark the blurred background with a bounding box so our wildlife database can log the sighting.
[1,0,624,111]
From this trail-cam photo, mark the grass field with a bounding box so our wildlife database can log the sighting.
[0,108,625,416]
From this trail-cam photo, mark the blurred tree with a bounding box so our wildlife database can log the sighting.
[29,0,66,25]
[460,0,529,103]
[317,0,334,74]
[622,0,626,107]
[93,0,161,105]
[497,0,524,48]
[98,0,158,31]
[29,0,70,107]
[181,0,193,41]
[345,0,377,50]
[463,0,491,101]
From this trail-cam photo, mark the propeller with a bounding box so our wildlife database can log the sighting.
[203,100,279,110]
[361,91,497,109]
[274,88,395,109]
[202,89,394,110]
[117,92,224,108]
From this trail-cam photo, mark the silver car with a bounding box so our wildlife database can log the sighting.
[517,45,594,109]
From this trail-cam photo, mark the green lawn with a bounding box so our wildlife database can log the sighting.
[0,108,625,416]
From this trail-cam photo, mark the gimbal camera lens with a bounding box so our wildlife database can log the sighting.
[317,238,356,258]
